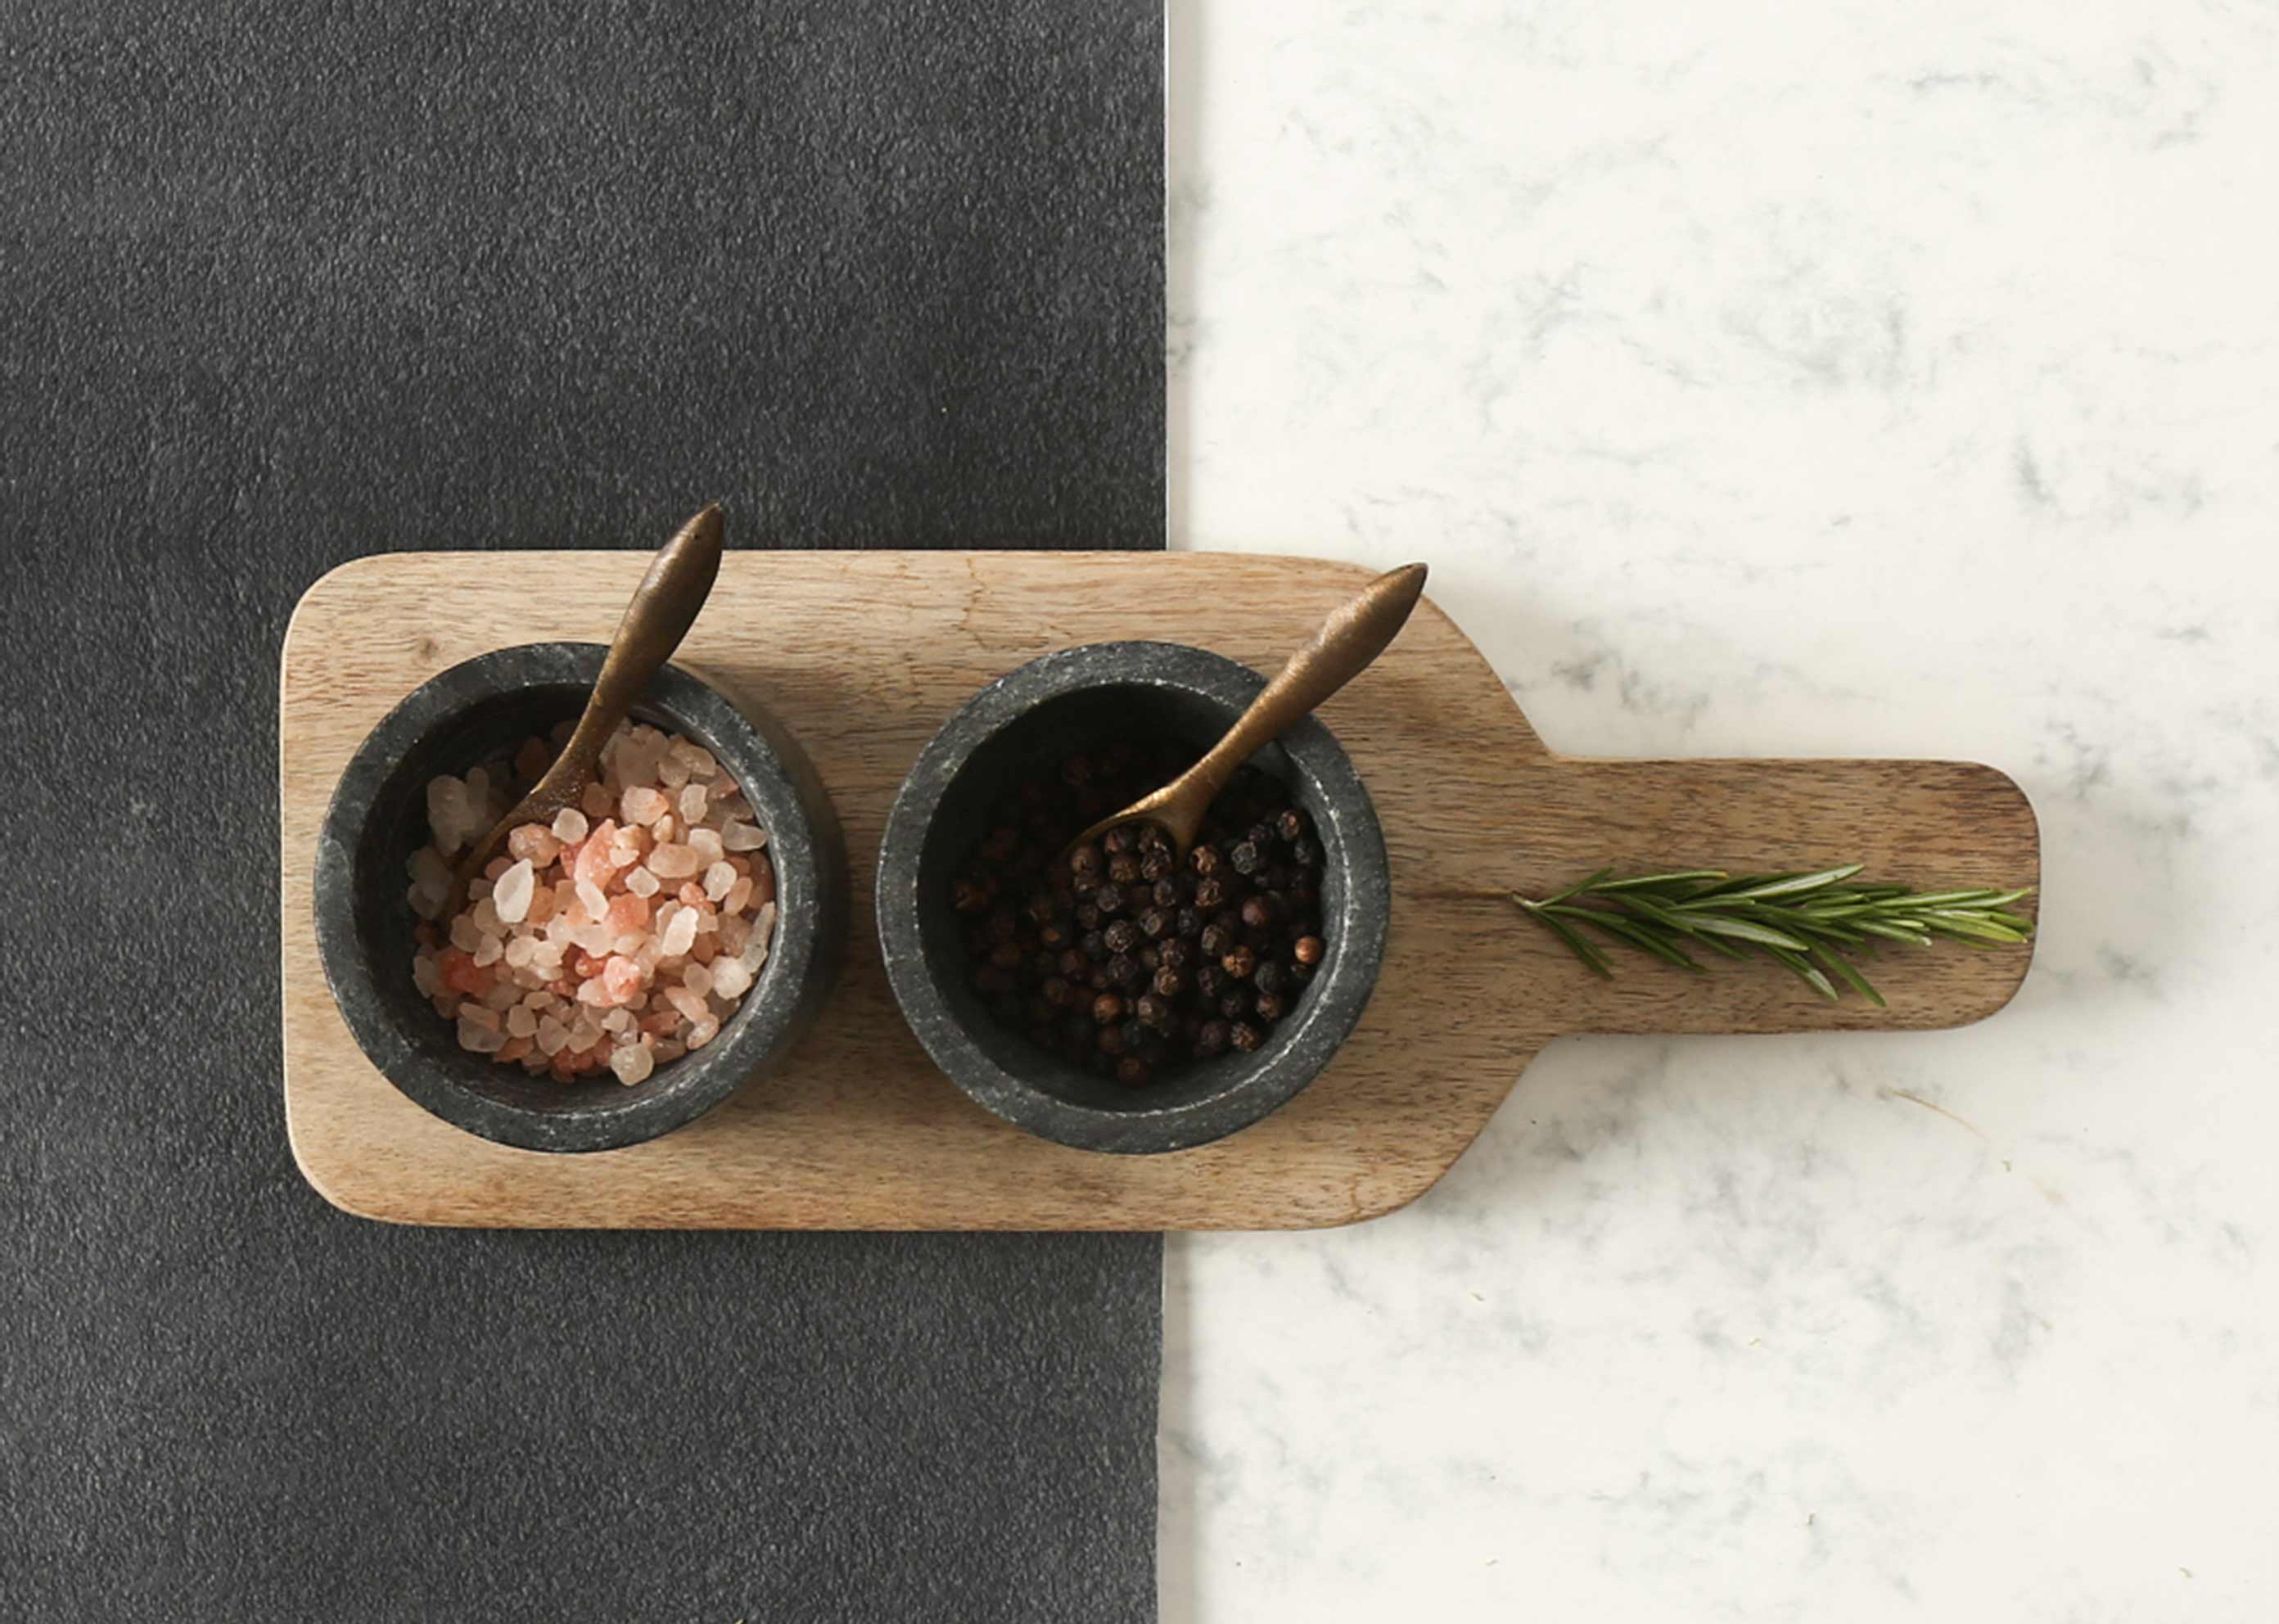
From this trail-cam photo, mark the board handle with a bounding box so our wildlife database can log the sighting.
[1517,756,2040,1036]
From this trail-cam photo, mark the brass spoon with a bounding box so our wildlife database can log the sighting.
[441,503,725,920]
[1066,562,1429,860]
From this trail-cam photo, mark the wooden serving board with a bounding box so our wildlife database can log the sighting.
[279,553,2039,1229]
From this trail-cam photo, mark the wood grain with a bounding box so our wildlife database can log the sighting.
[279,552,2040,1229]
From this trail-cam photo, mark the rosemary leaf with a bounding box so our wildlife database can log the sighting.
[1511,864,2034,1004]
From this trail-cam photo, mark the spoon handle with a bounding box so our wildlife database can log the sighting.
[1180,562,1428,805]
[553,505,725,779]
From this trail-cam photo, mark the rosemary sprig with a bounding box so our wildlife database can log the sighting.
[1511,864,2034,1005]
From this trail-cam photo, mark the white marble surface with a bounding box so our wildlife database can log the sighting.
[1162,2,2279,1617]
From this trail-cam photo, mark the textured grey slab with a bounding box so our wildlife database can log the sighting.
[0,2,1162,1620]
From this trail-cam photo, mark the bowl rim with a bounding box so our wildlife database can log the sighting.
[311,641,833,1153]
[874,639,1389,1154]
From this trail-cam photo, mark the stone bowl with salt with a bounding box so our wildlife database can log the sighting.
[314,643,846,1153]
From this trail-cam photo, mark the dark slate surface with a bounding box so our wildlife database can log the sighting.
[0,3,1163,1620]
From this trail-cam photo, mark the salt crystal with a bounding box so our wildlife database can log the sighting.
[467,877,492,900]
[466,765,490,802]
[688,828,724,864]
[449,914,483,953]
[426,775,468,853]
[551,807,588,842]
[573,922,616,954]
[535,1017,569,1057]
[503,935,535,968]
[494,859,536,923]
[652,813,676,842]
[507,823,563,866]
[609,933,643,955]
[678,783,708,823]
[715,793,751,822]
[723,877,753,914]
[625,866,660,897]
[575,978,611,1007]
[658,753,690,789]
[659,906,699,959]
[621,785,669,826]
[654,1039,686,1063]
[720,821,769,852]
[575,878,609,923]
[412,954,441,996]
[408,883,440,920]
[718,914,750,954]
[459,1004,501,1033]
[682,963,714,999]
[601,955,645,1004]
[670,739,718,778]
[609,1042,655,1085]
[482,978,520,1010]
[702,861,735,901]
[648,842,700,879]
[710,957,751,999]
[603,1007,635,1035]
[687,1017,720,1050]
[408,846,449,886]
[666,985,711,1025]
[604,891,649,935]
[566,1015,602,1051]
[471,934,503,968]
[738,932,770,975]
[580,781,613,817]
[507,1004,538,1038]
[457,1017,505,1054]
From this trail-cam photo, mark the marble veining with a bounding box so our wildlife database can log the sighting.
[1164,2,2279,1617]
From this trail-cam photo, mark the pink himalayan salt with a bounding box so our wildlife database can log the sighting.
[720,820,768,852]
[648,842,700,879]
[621,785,669,826]
[411,720,778,1080]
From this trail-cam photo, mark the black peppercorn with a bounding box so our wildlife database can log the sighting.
[1103,918,1139,954]
[1038,921,1069,950]
[989,941,1022,972]
[1175,906,1204,938]
[1069,843,1102,878]
[1135,993,1172,1028]
[1093,883,1128,916]
[1194,876,1225,910]
[1042,977,1073,1008]
[1190,845,1223,877]
[1289,838,1320,869]
[1158,938,1194,972]
[1138,906,1172,941]
[1058,948,1088,979]
[1140,850,1172,883]
[1023,894,1057,925]
[1097,1025,1126,1057]
[1230,1022,1263,1053]
[1106,953,1144,990]
[1218,990,1251,1022]
[1195,1020,1231,1057]
[1230,840,1263,875]
[1253,959,1288,996]
[1075,902,1103,931]
[1115,1056,1151,1087]
[1221,945,1257,980]
[1293,935,1325,966]
[1198,923,1232,959]
[952,878,992,914]
[1194,963,1227,1002]
[1087,967,1112,992]
[1275,808,1307,843]
[1151,877,1180,909]
[1239,895,1278,932]
[1153,965,1185,999]
[1102,825,1136,855]
[1253,990,1287,1022]
[1091,992,1125,1025]
[1108,853,1140,886]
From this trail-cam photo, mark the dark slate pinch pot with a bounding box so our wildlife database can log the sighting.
[877,641,1390,1155]
[314,643,846,1154]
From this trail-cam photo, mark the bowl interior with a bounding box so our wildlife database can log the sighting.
[909,678,1371,1130]
[345,680,776,1125]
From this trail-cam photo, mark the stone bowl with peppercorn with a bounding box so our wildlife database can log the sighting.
[314,642,847,1153]
[876,642,1389,1154]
